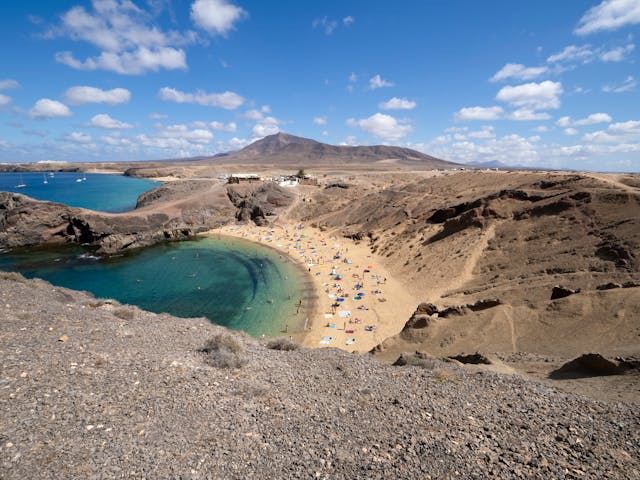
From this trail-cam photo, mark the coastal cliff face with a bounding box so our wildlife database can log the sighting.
[0,181,294,254]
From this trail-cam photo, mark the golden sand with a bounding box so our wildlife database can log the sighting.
[209,224,417,353]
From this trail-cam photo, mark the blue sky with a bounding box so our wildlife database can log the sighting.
[0,0,639,171]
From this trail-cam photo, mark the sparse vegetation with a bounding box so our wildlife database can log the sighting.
[200,333,247,368]
[113,308,136,320]
[0,271,26,283]
[266,337,300,351]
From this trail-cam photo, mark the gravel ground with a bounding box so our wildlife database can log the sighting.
[0,273,638,479]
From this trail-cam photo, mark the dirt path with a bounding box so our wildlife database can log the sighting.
[585,173,639,193]
[433,222,497,299]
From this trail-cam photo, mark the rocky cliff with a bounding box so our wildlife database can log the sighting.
[0,181,294,254]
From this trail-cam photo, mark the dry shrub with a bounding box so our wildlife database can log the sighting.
[113,308,136,320]
[201,333,247,369]
[266,337,299,351]
[0,271,26,283]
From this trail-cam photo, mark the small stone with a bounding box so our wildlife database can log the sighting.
[58,334,69,342]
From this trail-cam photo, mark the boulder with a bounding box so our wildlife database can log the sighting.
[550,285,581,300]
[550,353,630,378]
[448,353,492,365]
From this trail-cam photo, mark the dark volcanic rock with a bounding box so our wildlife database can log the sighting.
[597,282,623,290]
[550,285,581,300]
[227,182,294,225]
[449,352,492,365]
[550,353,630,378]
[0,185,235,254]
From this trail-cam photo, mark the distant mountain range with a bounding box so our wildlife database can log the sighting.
[206,132,459,169]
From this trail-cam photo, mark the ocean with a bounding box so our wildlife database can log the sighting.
[0,171,159,212]
[0,237,311,337]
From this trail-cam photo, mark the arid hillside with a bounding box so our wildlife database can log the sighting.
[284,170,640,398]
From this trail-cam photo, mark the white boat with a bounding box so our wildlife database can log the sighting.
[15,173,26,188]
[75,178,83,183]
[43,173,48,184]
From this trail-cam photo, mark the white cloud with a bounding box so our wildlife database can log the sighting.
[546,42,635,67]
[65,131,92,143]
[313,16,338,35]
[321,130,329,137]
[55,47,187,75]
[89,113,133,129]
[600,43,635,61]
[313,15,354,34]
[496,80,563,110]
[378,97,416,110]
[190,0,247,36]
[0,94,11,107]
[348,72,357,83]
[547,45,594,63]
[0,79,20,90]
[454,106,504,121]
[369,74,395,89]
[576,113,613,125]
[430,134,542,166]
[149,113,168,119]
[144,123,215,146]
[602,75,637,93]
[467,126,495,139]
[347,112,412,141]
[252,117,280,137]
[28,99,72,119]
[533,125,549,132]
[490,63,548,82]
[158,86,244,109]
[339,135,359,146]
[313,116,327,125]
[228,136,251,149]
[583,120,640,142]
[209,121,237,132]
[575,0,640,35]
[507,109,551,121]
[243,109,265,120]
[558,113,613,128]
[65,86,131,105]
[51,1,193,75]
[564,128,579,136]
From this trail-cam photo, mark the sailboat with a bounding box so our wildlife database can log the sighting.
[15,173,26,188]
[43,173,48,184]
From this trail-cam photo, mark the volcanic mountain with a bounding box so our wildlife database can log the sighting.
[215,132,457,168]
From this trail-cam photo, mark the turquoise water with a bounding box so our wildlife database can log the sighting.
[0,236,310,337]
[0,172,159,212]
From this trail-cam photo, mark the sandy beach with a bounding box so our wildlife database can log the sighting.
[208,223,417,353]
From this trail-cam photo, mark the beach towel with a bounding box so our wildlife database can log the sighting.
[346,338,356,345]
[319,336,333,345]
[324,313,334,319]
[338,310,351,318]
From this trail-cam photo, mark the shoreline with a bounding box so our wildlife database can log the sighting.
[205,229,318,340]
[207,223,418,353]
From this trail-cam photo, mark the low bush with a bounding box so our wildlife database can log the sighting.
[266,338,299,351]
[200,333,247,369]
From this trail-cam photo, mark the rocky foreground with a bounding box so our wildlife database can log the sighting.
[0,273,638,479]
